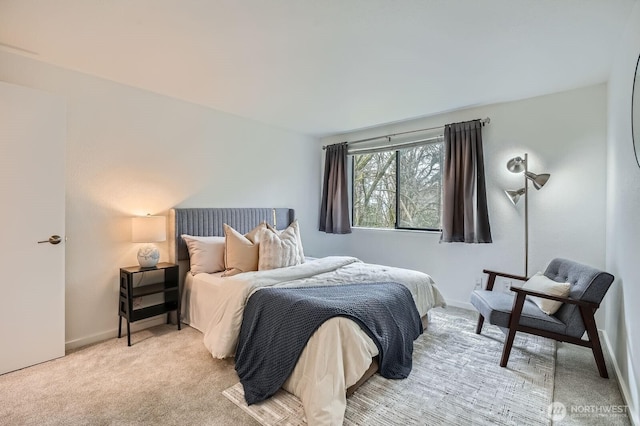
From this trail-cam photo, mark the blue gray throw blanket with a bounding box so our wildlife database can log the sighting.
[235,282,423,405]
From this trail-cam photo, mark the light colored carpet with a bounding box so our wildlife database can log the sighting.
[0,325,258,426]
[4,307,626,426]
[224,308,556,426]
[552,340,631,425]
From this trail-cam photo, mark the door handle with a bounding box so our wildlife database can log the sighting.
[38,235,62,245]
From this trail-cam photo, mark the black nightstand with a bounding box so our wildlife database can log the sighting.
[118,262,180,346]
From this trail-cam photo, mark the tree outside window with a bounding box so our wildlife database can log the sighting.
[352,143,443,231]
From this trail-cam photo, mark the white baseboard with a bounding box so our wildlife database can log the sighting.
[65,316,166,351]
[601,330,639,426]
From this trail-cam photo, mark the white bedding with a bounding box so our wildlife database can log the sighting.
[182,256,445,425]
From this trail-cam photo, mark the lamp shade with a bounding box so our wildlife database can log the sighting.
[525,171,550,190]
[505,188,526,205]
[506,156,526,173]
[132,215,166,243]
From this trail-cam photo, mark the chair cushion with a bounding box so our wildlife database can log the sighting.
[470,290,567,334]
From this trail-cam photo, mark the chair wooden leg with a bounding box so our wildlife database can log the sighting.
[580,306,609,378]
[500,329,517,367]
[475,314,485,334]
[501,292,527,368]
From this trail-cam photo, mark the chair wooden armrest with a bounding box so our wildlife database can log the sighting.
[510,287,600,309]
[482,269,528,291]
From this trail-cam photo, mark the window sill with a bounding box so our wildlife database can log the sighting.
[351,226,442,235]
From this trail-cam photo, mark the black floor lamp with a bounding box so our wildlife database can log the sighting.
[504,153,550,277]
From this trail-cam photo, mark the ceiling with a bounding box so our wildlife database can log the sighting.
[0,0,635,137]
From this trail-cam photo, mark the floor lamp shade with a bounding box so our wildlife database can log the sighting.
[132,215,166,267]
[524,171,550,190]
[506,156,526,173]
[505,188,526,205]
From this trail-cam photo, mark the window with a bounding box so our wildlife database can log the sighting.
[352,142,443,231]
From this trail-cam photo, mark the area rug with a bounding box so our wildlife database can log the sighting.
[223,308,555,426]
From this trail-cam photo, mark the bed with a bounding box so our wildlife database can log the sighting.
[168,208,445,425]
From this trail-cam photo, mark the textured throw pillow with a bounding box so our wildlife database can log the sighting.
[266,220,305,263]
[522,272,571,315]
[182,235,226,275]
[258,226,301,270]
[222,223,266,277]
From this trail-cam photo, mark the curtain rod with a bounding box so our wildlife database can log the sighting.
[322,117,490,150]
[348,135,443,155]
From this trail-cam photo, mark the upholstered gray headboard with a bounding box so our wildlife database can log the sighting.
[168,208,295,265]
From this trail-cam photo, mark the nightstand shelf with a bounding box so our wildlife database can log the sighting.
[131,282,179,298]
[118,262,180,346]
[129,303,178,322]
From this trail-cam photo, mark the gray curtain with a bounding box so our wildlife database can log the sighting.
[319,142,352,234]
[441,120,492,243]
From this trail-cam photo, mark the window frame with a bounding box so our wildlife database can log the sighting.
[350,143,443,232]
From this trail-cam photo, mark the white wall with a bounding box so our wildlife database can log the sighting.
[606,2,640,423]
[0,51,322,349]
[319,85,608,309]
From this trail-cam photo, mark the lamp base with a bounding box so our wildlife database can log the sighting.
[137,244,160,268]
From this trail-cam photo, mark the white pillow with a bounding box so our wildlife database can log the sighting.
[181,235,226,275]
[258,226,301,270]
[267,220,305,264]
[522,272,571,315]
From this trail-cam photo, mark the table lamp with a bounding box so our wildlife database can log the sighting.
[131,215,166,268]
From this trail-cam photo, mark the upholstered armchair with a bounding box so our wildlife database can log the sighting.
[470,258,614,378]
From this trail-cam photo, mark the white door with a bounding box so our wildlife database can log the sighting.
[0,81,66,375]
